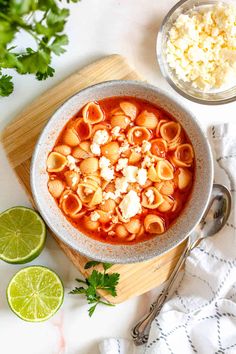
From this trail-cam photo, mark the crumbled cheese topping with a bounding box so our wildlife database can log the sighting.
[115,177,129,194]
[99,156,111,169]
[145,189,155,204]
[134,146,142,154]
[119,140,130,153]
[67,155,80,172]
[111,126,121,137]
[100,166,114,182]
[122,166,138,183]
[136,168,147,186]
[119,190,141,219]
[116,158,128,171]
[90,211,100,221]
[103,191,120,200]
[93,130,109,145]
[141,155,152,168]
[90,143,101,156]
[142,140,151,153]
[166,4,236,90]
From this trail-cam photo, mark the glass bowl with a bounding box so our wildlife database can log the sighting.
[157,0,236,105]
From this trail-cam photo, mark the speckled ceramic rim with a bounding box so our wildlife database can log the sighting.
[31,80,213,264]
[156,0,236,105]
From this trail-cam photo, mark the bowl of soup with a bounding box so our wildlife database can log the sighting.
[31,80,213,263]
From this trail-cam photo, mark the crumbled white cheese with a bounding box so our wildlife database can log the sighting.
[103,191,120,200]
[116,158,128,172]
[115,177,129,194]
[119,190,141,219]
[145,189,155,204]
[166,4,236,90]
[67,155,80,172]
[90,143,101,156]
[111,126,121,137]
[90,211,100,221]
[119,140,130,153]
[122,166,138,183]
[141,156,152,168]
[100,166,114,182]
[142,140,151,153]
[136,168,147,186]
[99,156,111,169]
[93,130,109,145]
[134,146,142,154]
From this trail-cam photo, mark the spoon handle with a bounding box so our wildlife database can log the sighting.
[131,240,192,346]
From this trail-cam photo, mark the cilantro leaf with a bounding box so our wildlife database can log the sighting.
[0,74,14,96]
[70,263,120,317]
[84,261,101,269]
[36,66,55,80]
[69,286,86,295]
[18,49,51,75]
[50,34,69,55]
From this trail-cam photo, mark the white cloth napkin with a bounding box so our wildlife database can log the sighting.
[99,123,236,354]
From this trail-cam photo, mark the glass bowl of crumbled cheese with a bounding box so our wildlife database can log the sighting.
[157,0,236,104]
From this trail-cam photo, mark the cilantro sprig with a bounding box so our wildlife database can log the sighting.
[70,262,120,317]
[0,0,81,97]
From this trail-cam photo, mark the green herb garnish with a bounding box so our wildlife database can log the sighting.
[70,262,120,317]
[0,0,81,97]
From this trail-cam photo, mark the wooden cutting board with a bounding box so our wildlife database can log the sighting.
[1,54,186,304]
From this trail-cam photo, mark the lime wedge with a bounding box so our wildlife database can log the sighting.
[0,206,46,264]
[7,266,64,322]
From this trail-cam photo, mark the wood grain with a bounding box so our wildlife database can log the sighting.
[1,54,186,304]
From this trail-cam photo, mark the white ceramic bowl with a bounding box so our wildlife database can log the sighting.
[31,80,213,263]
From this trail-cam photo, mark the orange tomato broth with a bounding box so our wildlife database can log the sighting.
[48,96,195,244]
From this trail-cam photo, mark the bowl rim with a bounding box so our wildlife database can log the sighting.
[156,0,236,105]
[30,79,214,263]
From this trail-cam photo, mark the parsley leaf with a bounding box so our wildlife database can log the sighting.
[70,263,120,317]
[0,74,14,96]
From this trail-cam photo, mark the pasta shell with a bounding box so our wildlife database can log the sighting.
[60,191,82,216]
[100,199,116,212]
[127,126,151,145]
[156,180,175,195]
[48,179,65,198]
[160,122,181,143]
[79,157,99,174]
[141,187,164,209]
[158,195,174,212]
[96,210,111,223]
[85,174,101,187]
[77,182,98,203]
[64,170,80,191]
[111,115,130,129]
[54,145,71,156]
[83,216,100,230]
[125,219,141,234]
[101,142,119,164]
[115,224,129,238]
[144,214,165,234]
[82,101,104,124]
[177,168,192,190]
[47,152,67,172]
[79,141,92,153]
[120,101,138,120]
[172,144,194,167]
[72,147,92,159]
[116,206,130,223]
[136,111,158,129]
[62,128,80,147]
[74,118,92,140]
[88,187,103,207]
[156,160,174,180]
[148,165,160,182]
[126,234,136,241]
[129,150,142,164]
[156,119,169,137]
[150,139,168,158]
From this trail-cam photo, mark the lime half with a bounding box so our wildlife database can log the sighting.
[0,206,46,264]
[7,266,64,322]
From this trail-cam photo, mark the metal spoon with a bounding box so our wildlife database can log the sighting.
[131,184,232,346]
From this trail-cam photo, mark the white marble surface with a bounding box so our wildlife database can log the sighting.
[0,1,235,353]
